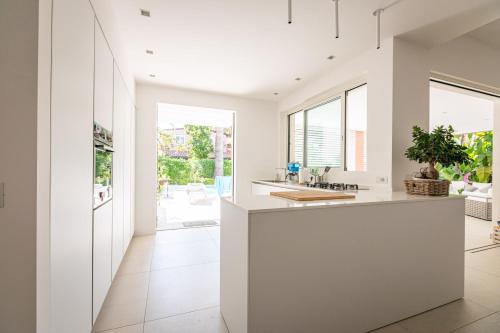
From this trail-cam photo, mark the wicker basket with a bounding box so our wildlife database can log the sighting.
[404,179,450,196]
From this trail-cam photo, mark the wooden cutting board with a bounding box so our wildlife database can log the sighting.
[270,190,355,201]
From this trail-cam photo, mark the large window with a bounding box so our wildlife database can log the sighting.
[346,84,367,171]
[288,84,367,170]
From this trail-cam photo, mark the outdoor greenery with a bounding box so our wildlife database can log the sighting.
[436,131,493,183]
[157,124,232,190]
[157,156,232,185]
[95,151,112,185]
[185,125,214,159]
[405,125,470,180]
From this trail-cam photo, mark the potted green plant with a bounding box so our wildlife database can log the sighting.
[404,125,470,195]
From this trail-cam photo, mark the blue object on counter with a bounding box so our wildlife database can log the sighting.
[287,163,300,173]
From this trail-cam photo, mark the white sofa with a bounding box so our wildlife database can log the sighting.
[450,181,492,198]
[450,181,492,220]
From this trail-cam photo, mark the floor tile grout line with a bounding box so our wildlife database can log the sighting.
[143,305,221,325]
[448,310,500,332]
[142,237,155,333]
[95,323,143,333]
[466,264,500,279]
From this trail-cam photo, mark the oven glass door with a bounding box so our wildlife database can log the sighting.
[94,147,113,208]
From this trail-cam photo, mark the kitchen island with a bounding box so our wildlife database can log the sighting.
[220,187,465,333]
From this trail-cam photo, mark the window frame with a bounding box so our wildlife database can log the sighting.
[287,82,367,171]
[344,83,368,172]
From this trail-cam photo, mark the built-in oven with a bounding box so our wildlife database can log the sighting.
[94,123,114,209]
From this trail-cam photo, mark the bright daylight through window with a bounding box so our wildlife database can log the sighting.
[288,84,367,170]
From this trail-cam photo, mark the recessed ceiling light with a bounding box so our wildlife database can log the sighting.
[146,49,154,55]
[295,77,302,81]
[140,9,151,17]
[149,74,156,78]
[327,55,335,60]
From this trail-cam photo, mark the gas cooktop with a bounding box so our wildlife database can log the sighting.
[306,182,359,191]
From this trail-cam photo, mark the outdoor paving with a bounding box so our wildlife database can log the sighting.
[157,186,221,230]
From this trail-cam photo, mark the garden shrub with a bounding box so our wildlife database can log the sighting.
[158,156,233,185]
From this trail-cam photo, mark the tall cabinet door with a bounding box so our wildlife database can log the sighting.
[92,201,113,322]
[112,64,125,277]
[123,95,133,250]
[94,22,113,131]
[51,0,94,332]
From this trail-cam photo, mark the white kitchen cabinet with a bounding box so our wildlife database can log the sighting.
[129,102,137,238]
[92,201,113,323]
[112,63,126,277]
[93,21,114,131]
[123,95,134,250]
[50,0,94,332]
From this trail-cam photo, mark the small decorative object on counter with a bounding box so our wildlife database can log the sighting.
[404,125,470,196]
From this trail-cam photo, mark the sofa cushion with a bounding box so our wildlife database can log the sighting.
[475,183,492,193]
[464,191,491,199]
[464,184,478,192]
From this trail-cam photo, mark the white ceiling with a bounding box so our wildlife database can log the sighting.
[430,81,498,134]
[109,0,500,101]
[468,19,500,51]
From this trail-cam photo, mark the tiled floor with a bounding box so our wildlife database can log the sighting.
[93,227,227,333]
[465,215,494,250]
[94,217,500,333]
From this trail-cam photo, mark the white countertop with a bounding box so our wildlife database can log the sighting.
[222,181,464,213]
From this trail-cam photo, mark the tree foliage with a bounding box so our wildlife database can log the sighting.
[185,125,214,159]
[405,125,470,179]
[436,131,493,183]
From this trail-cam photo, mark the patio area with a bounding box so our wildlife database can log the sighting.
[157,184,228,230]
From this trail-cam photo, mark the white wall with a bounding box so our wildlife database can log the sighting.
[493,102,500,223]
[37,0,53,332]
[135,84,279,235]
[278,38,395,188]
[278,33,500,191]
[392,38,431,190]
[0,1,39,332]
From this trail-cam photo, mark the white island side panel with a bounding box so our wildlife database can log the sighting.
[220,199,249,333]
[246,198,464,333]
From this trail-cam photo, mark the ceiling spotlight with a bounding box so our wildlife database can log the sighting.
[140,9,151,17]
[295,77,302,81]
[146,49,154,55]
[149,74,156,78]
[327,55,335,60]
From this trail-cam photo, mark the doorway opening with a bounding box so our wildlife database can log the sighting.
[156,103,234,231]
[430,79,500,250]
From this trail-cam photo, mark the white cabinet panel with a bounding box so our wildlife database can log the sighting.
[112,63,125,277]
[50,1,94,332]
[93,22,113,131]
[123,100,132,250]
[93,201,113,323]
[130,103,136,238]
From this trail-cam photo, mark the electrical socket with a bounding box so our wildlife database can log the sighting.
[376,176,388,184]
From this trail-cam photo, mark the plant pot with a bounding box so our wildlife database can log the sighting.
[404,179,450,196]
